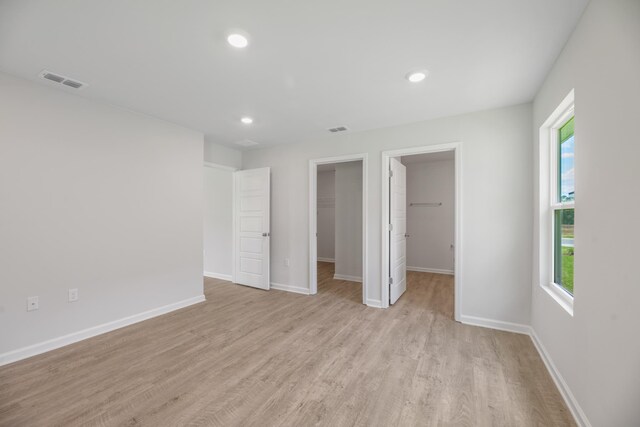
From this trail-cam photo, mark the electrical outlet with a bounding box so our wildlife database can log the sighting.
[68,288,78,302]
[284,258,290,267]
[27,296,39,311]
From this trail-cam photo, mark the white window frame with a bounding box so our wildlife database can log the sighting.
[539,89,575,315]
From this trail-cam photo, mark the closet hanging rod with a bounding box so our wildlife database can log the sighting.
[409,202,442,207]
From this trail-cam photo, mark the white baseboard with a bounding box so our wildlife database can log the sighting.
[459,314,589,427]
[204,271,232,281]
[529,329,591,427]
[0,295,206,367]
[366,299,383,308]
[333,274,362,283]
[270,282,310,295]
[407,266,454,275]
[460,315,531,335]
[317,257,335,263]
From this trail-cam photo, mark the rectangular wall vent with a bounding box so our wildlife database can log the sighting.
[39,70,87,90]
[328,126,348,133]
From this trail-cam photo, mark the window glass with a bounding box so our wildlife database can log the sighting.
[553,208,574,294]
[559,117,575,202]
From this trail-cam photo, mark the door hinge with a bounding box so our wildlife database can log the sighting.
[389,277,393,285]
[389,169,394,178]
[389,223,393,231]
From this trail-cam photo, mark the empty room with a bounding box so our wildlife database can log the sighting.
[0,1,638,426]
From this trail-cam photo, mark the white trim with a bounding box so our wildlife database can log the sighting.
[317,257,335,263]
[270,282,311,295]
[542,282,574,316]
[333,274,362,283]
[539,89,575,315]
[381,142,462,321]
[460,315,531,335]
[203,161,238,171]
[457,315,591,427]
[0,295,206,367]
[309,153,368,305]
[530,329,592,427]
[366,299,382,308]
[232,171,237,283]
[204,271,232,281]
[407,266,454,275]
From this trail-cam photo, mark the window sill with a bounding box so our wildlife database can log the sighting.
[541,282,574,316]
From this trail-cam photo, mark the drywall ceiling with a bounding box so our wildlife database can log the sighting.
[0,0,588,150]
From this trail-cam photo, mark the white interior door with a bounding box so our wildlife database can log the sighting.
[389,158,407,304]
[233,167,270,290]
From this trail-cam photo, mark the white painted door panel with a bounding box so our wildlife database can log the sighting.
[234,168,270,290]
[389,158,407,304]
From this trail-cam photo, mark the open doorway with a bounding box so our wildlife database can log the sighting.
[381,143,461,320]
[309,154,368,304]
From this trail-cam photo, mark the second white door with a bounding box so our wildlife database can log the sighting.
[233,167,270,290]
[389,158,407,304]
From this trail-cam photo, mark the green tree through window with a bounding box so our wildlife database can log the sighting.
[554,116,575,294]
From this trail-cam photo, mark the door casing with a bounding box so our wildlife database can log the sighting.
[309,153,368,304]
[381,143,462,319]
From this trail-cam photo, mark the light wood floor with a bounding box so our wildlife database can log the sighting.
[0,262,574,426]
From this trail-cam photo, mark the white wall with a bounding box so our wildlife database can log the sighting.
[243,102,532,318]
[0,73,204,361]
[316,170,335,261]
[202,139,241,279]
[405,160,454,273]
[203,166,234,278]
[204,137,242,169]
[532,1,640,426]
[334,161,363,280]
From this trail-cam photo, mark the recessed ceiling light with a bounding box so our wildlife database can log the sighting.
[406,70,428,83]
[227,33,249,48]
[240,116,253,125]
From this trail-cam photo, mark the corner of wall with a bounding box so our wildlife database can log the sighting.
[203,138,242,169]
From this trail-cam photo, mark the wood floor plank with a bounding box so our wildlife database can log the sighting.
[0,263,575,426]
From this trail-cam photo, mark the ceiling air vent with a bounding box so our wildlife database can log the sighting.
[328,126,348,133]
[39,70,87,90]
[62,79,84,89]
[42,72,65,83]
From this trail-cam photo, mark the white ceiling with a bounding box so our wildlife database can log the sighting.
[0,0,588,150]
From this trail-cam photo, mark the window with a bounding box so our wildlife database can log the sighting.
[552,116,575,295]
[540,89,575,313]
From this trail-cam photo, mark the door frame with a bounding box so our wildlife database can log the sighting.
[309,153,368,304]
[381,142,462,320]
[204,161,238,281]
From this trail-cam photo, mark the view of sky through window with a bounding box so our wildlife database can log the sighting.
[559,117,575,201]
